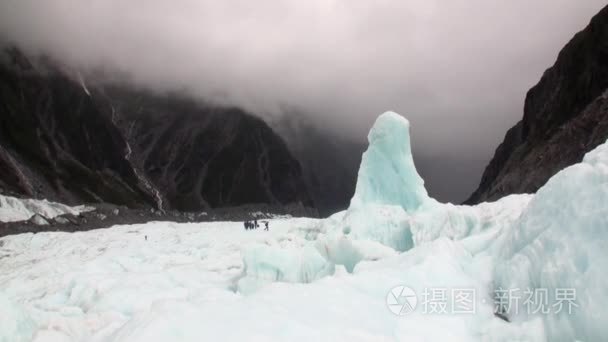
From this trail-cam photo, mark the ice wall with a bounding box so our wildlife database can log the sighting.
[340,204,413,252]
[494,139,608,341]
[238,244,335,294]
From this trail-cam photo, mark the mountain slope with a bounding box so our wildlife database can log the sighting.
[0,49,155,207]
[0,48,313,212]
[466,5,608,204]
[99,87,314,212]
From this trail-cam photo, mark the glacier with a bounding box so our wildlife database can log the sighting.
[0,111,607,341]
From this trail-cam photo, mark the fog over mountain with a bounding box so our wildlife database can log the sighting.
[1,0,605,202]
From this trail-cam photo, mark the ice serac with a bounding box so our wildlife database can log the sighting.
[350,111,429,212]
[337,111,529,254]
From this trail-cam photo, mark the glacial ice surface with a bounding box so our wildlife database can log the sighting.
[494,139,608,341]
[1,111,606,341]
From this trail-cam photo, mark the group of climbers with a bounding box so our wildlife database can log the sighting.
[243,219,269,231]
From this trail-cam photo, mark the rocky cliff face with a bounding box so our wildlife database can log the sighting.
[0,49,314,212]
[0,49,154,207]
[466,5,608,204]
[272,114,364,217]
[98,87,314,212]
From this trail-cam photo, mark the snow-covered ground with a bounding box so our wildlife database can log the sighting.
[1,111,607,341]
[0,217,521,342]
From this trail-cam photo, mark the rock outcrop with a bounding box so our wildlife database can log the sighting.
[466,5,608,204]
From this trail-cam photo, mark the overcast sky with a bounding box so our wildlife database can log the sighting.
[0,0,606,202]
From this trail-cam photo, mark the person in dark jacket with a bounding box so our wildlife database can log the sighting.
[264,221,269,231]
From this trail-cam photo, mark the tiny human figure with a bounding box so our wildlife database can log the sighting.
[244,221,248,230]
[254,219,259,229]
[145,235,148,241]
[264,221,269,231]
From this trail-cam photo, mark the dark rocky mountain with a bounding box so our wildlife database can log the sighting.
[98,87,314,212]
[0,49,154,208]
[272,114,364,217]
[466,5,608,204]
[0,48,314,213]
